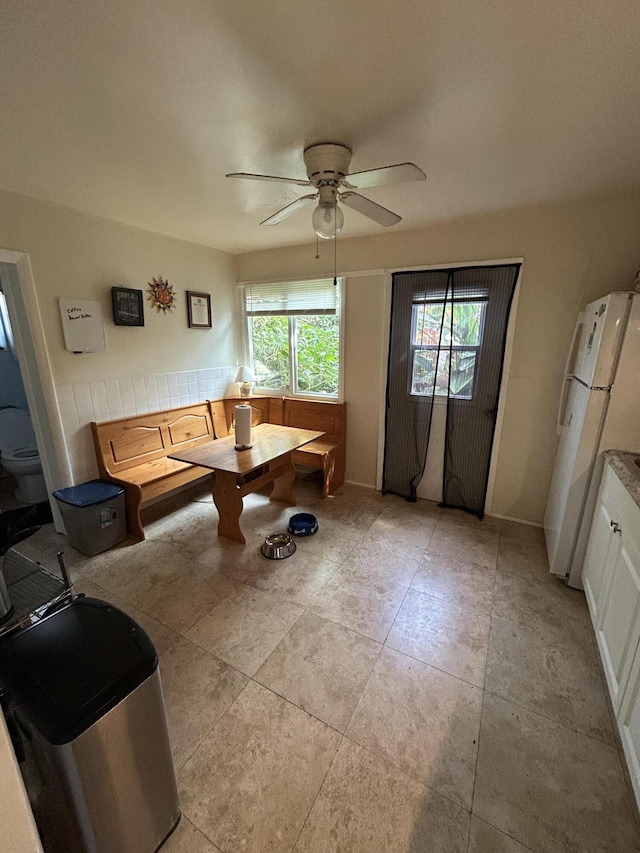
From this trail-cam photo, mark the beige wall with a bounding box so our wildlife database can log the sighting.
[236,190,640,523]
[0,188,240,487]
[0,188,238,387]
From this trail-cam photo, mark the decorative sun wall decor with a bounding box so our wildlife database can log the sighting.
[147,276,176,313]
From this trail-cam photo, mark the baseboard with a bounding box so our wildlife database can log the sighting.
[488,512,543,528]
[344,479,377,490]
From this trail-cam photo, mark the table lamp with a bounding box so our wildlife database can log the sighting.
[235,365,256,397]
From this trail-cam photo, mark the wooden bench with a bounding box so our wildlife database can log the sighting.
[280,398,346,496]
[214,396,346,496]
[210,397,271,438]
[91,403,216,540]
[92,396,347,540]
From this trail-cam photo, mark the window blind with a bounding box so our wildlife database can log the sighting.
[412,283,489,303]
[245,279,337,316]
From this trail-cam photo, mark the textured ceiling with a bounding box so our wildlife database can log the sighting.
[2,0,639,253]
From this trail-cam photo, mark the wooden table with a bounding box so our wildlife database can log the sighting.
[168,423,322,544]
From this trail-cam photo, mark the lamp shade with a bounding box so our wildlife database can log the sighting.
[235,365,256,383]
[312,201,344,240]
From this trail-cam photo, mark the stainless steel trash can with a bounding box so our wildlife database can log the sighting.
[0,597,180,853]
[53,480,127,556]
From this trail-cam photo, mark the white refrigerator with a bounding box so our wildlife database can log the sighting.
[544,291,640,588]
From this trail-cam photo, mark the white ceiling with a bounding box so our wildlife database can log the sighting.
[2,0,639,254]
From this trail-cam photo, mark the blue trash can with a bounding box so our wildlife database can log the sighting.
[53,480,126,556]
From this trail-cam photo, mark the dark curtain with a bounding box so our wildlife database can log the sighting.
[382,264,520,517]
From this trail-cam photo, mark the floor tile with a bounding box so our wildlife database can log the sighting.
[340,534,425,587]
[294,517,366,563]
[243,498,319,539]
[367,505,439,548]
[437,508,502,535]
[159,636,248,770]
[428,525,499,569]
[314,497,385,531]
[142,501,205,544]
[81,539,192,601]
[346,647,482,809]
[160,816,222,853]
[133,564,242,634]
[411,551,495,616]
[309,565,407,642]
[294,738,469,853]
[179,681,340,853]
[185,585,303,676]
[486,615,615,746]
[386,588,490,687]
[499,520,545,546]
[497,536,554,584]
[468,816,532,853]
[492,570,592,639]
[473,692,640,852]
[221,534,340,607]
[255,611,380,732]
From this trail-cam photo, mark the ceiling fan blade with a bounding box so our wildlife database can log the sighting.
[340,192,401,226]
[226,172,311,187]
[344,162,426,189]
[260,194,317,226]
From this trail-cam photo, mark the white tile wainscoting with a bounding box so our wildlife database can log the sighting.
[56,367,237,483]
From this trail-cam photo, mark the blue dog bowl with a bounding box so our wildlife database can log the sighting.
[288,513,319,537]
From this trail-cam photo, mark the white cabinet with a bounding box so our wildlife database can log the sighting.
[584,464,640,710]
[582,467,621,621]
[583,459,640,806]
[619,646,640,808]
[596,532,640,711]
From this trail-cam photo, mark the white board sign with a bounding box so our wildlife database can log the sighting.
[58,298,106,353]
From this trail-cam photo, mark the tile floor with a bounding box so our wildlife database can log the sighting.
[11,477,640,853]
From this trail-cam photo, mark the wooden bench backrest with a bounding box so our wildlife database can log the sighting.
[211,398,270,437]
[282,399,345,444]
[92,403,214,475]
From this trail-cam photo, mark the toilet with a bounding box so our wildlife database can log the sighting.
[0,407,48,504]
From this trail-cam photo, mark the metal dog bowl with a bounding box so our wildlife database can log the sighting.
[261,533,297,560]
[288,513,319,537]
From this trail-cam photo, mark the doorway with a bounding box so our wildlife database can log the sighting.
[381,262,521,517]
[0,253,69,529]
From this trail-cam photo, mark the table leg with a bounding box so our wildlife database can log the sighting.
[213,470,245,544]
[269,454,297,506]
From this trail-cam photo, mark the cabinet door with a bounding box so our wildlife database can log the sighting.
[582,497,617,624]
[596,531,640,712]
[618,643,640,809]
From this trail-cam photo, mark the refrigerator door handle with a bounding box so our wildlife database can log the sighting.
[556,375,572,435]
[564,313,584,377]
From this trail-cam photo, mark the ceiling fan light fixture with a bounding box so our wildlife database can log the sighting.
[312,200,344,240]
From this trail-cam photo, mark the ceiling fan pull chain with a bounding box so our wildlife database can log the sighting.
[315,234,319,260]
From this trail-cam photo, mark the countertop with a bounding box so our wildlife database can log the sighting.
[605,450,640,511]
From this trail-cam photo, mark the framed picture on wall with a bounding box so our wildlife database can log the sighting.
[187,291,212,329]
[111,287,145,327]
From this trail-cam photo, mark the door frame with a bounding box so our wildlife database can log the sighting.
[376,258,523,517]
[0,249,70,529]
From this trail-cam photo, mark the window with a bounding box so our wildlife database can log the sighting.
[244,279,341,398]
[410,298,486,399]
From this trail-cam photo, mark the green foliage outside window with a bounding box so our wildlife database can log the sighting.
[296,316,339,394]
[250,316,290,390]
[250,314,339,395]
[412,300,485,397]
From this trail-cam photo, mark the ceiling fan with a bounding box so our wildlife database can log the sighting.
[226,143,426,239]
